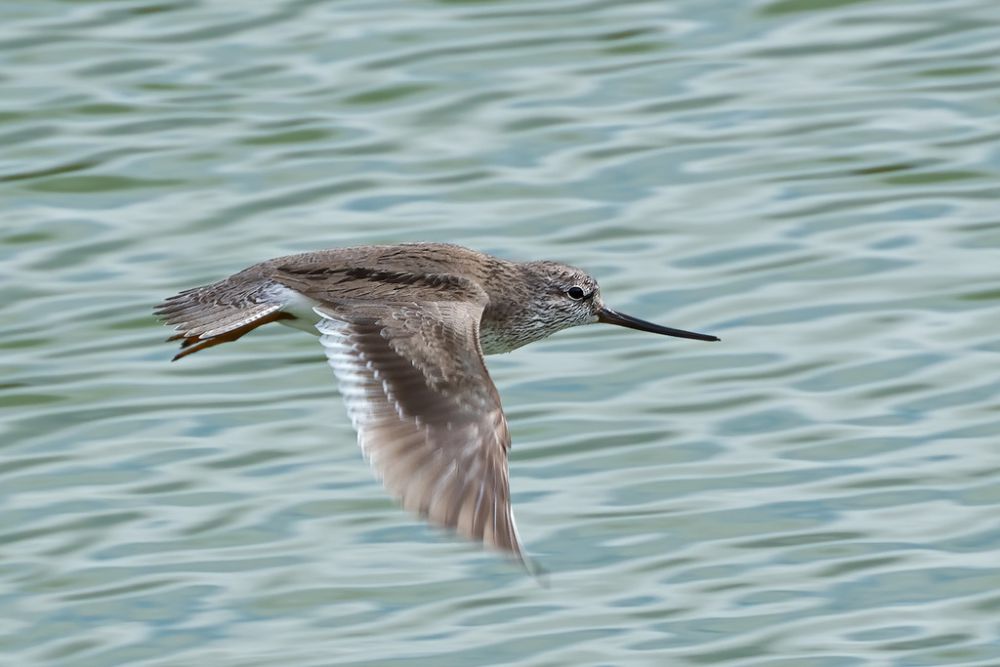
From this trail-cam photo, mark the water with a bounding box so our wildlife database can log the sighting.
[3,0,1000,665]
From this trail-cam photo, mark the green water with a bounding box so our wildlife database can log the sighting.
[3,1,1000,665]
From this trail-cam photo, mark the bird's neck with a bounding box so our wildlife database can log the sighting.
[479,262,552,355]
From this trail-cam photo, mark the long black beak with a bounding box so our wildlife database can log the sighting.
[598,307,720,342]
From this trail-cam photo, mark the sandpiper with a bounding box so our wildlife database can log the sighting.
[155,243,718,563]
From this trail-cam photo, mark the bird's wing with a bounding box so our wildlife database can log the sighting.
[313,298,524,559]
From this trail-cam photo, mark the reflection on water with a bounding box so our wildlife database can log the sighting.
[2,0,1000,665]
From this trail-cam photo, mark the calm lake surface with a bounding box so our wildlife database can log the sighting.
[3,0,1000,665]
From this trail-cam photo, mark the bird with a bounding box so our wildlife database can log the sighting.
[155,242,719,565]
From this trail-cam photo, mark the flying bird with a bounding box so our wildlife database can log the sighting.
[156,243,718,565]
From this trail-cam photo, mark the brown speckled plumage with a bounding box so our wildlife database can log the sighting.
[155,242,718,566]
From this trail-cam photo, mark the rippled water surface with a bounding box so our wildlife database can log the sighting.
[3,0,1000,665]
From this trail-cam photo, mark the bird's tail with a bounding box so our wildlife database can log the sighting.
[154,278,293,361]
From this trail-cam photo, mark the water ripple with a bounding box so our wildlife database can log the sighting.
[2,0,999,665]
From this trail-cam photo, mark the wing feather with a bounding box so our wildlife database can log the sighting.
[315,301,524,558]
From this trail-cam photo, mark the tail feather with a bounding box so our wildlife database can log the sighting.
[166,310,294,361]
[155,279,293,360]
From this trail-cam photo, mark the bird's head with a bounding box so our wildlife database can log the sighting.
[521,260,720,345]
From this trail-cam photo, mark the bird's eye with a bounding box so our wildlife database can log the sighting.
[566,286,586,300]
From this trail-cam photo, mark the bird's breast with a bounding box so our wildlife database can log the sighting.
[478,325,511,355]
[478,320,538,355]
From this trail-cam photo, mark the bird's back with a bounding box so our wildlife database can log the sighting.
[155,243,510,359]
[261,243,499,281]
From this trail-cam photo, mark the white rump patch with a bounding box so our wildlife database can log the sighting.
[267,284,324,334]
